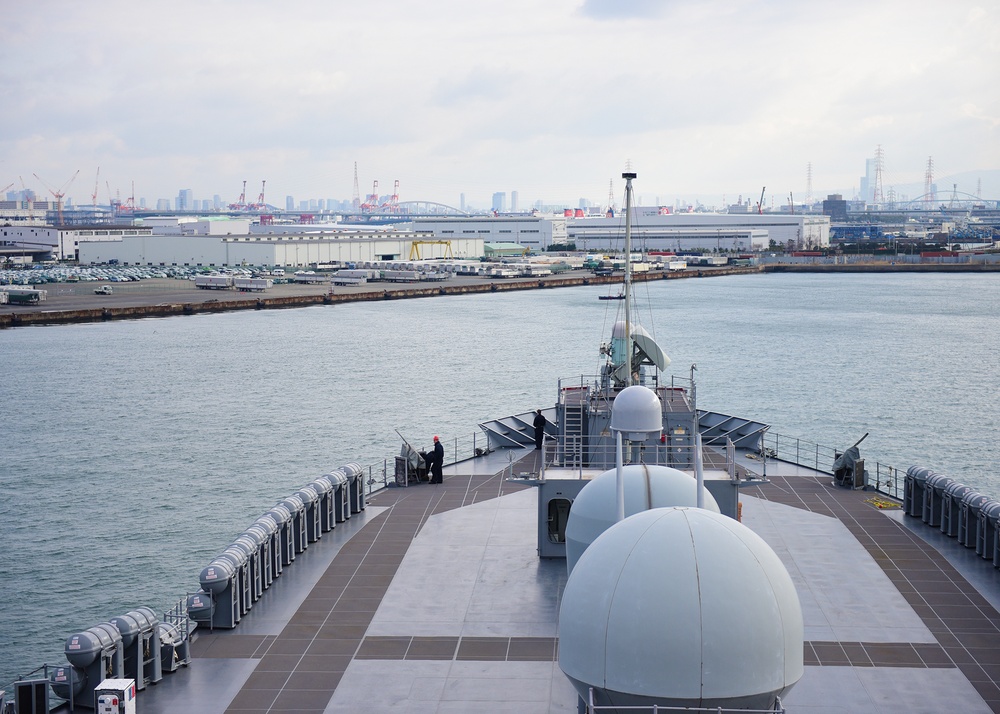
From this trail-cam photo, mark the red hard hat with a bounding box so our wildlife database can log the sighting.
[433,435,439,441]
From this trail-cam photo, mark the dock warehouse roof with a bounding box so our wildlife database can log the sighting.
[78,225,484,267]
[567,213,830,251]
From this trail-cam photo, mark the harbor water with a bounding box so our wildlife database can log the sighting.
[1,271,998,690]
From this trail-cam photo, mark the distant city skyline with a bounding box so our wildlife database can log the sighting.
[8,164,999,215]
[2,0,997,212]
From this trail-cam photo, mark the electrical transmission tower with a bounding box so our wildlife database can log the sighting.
[924,157,935,208]
[352,162,361,212]
[872,146,885,207]
[806,162,813,204]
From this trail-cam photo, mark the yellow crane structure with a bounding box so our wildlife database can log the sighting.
[409,240,454,261]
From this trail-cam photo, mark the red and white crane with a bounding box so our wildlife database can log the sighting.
[91,167,101,209]
[361,180,379,212]
[228,180,248,211]
[381,180,400,212]
[250,180,267,211]
[33,169,80,224]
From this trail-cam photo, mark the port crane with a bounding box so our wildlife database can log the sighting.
[228,180,248,211]
[756,186,765,215]
[248,180,267,211]
[360,180,379,212]
[106,181,118,213]
[33,169,79,225]
[409,240,454,261]
[119,181,137,214]
[380,180,401,212]
[91,167,100,209]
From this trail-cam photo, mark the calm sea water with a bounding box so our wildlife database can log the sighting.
[1,272,997,688]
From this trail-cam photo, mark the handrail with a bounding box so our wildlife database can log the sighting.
[363,425,908,502]
[588,688,784,713]
[363,429,496,498]
[759,431,904,499]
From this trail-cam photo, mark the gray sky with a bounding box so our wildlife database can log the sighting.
[2,0,998,210]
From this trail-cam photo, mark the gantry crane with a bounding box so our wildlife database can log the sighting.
[250,180,267,211]
[228,180,248,211]
[33,170,79,225]
[409,240,454,260]
[361,180,379,212]
[380,180,400,212]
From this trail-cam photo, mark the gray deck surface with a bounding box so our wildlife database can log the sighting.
[124,448,999,713]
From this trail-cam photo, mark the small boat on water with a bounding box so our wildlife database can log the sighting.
[597,292,624,300]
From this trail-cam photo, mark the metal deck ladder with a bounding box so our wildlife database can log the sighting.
[561,399,586,468]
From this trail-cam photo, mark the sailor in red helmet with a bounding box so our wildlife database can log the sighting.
[429,435,444,484]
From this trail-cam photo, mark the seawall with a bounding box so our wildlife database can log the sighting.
[761,262,1000,273]
[0,266,755,328]
[4,261,995,328]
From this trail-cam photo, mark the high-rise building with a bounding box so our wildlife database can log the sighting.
[286,195,295,211]
[492,192,506,212]
[859,158,875,203]
[177,188,193,211]
[213,194,222,210]
[822,194,848,221]
[460,193,466,212]
[511,191,518,212]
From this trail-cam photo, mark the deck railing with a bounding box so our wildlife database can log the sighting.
[587,688,784,713]
[758,431,904,499]
[363,428,906,501]
[362,430,493,496]
[548,435,700,477]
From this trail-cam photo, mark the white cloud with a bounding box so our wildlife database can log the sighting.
[0,0,997,208]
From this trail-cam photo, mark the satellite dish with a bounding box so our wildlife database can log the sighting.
[632,332,670,371]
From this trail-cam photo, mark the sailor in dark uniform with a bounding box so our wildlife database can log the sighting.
[430,435,444,483]
[533,409,546,450]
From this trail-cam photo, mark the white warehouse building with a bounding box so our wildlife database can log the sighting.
[76,219,483,267]
[2,224,156,261]
[411,215,567,252]
[567,211,830,253]
[409,211,827,253]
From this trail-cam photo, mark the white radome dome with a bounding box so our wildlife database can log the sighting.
[559,507,803,711]
[564,464,720,575]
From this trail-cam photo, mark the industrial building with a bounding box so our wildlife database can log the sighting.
[410,211,828,253]
[566,211,830,253]
[411,215,567,252]
[7,210,830,266]
[1,224,155,262]
[75,219,481,267]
